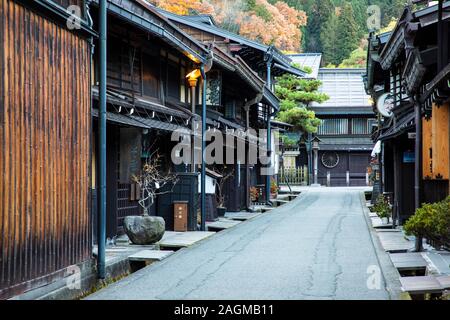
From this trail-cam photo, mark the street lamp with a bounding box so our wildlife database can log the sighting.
[186,69,201,173]
[311,135,321,187]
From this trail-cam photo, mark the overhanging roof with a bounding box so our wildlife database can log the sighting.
[92,0,208,64]
[379,2,450,70]
[212,46,265,93]
[378,112,415,141]
[158,8,306,77]
[91,109,184,132]
[310,106,374,115]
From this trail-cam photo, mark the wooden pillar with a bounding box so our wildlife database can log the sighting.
[393,142,401,225]
[244,105,250,210]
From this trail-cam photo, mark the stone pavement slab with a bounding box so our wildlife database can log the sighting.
[128,250,174,262]
[423,251,450,275]
[225,211,261,221]
[400,276,443,294]
[206,218,241,231]
[157,231,215,248]
[376,230,415,252]
[389,252,428,271]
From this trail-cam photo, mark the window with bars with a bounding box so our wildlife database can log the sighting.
[317,119,348,135]
[351,118,369,134]
[390,62,409,107]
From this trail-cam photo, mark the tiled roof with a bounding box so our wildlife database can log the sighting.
[311,68,371,108]
[288,53,322,79]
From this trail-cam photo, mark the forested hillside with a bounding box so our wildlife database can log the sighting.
[151,0,404,67]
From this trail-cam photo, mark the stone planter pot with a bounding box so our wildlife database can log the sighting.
[217,207,226,217]
[123,215,165,245]
[381,217,389,225]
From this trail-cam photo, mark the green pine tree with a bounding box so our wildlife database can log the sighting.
[320,13,339,65]
[274,65,328,133]
[303,0,334,53]
[335,3,359,64]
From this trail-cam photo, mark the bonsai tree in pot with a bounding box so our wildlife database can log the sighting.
[123,153,178,245]
[215,166,234,217]
[373,194,392,224]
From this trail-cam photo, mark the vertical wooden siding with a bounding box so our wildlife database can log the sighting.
[0,0,91,298]
[431,103,449,179]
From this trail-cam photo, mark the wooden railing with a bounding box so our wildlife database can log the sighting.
[279,166,308,185]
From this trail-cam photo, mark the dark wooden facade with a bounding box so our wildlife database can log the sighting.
[89,1,207,236]
[0,0,92,299]
[365,3,450,225]
[309,68,375,187]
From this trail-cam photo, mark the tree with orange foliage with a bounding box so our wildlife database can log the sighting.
[152,0,214,15]
[150,0,307,52]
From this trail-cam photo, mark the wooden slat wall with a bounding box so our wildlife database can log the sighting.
[422,118,433,179]
[431,103,449,179]
[0,0,91,298]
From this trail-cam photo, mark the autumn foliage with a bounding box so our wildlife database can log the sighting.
[151,0,307,52]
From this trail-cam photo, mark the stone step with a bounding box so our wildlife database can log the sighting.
[389,252,428,271]
[128,249,174,262]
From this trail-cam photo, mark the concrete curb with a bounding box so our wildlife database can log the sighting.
[359,191,403,300]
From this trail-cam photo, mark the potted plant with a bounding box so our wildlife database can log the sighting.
[270,180,279,199]
[215,167,234,217]
[250,186,259,203]
[123,154,178,245]
[373,194,391,224]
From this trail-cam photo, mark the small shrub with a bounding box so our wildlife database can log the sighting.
[373,194,391,219]
[404,196,450,244]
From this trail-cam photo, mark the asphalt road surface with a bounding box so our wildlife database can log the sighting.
[87,187,393,300]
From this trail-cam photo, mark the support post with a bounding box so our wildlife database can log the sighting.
[265,51,273,204]
[266,109,271,203]
[200,65,207,231]
[97,0,107,279]
[314,149,319,185]
[191,85,196,173]
[414,98,423,252]
[308,132,313,185]
[244,105,250,210]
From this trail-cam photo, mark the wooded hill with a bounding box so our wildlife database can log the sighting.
[151,0,405,67]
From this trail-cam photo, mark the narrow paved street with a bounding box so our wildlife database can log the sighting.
[88,188,392,300]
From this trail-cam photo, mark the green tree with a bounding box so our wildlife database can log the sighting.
[320,13,339,65]
[303,0,334,53]
[335,3,359,64]
[338,46,367,68]
[274,65,328,133]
